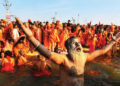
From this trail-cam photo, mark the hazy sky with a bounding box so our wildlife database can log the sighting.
[0,0,120,25]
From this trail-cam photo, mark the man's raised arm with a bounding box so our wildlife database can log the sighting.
[15,17,51,58]
[87,32,120,61]
[15,17,66,65]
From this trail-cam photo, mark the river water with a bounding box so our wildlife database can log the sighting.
[0,51,120,86]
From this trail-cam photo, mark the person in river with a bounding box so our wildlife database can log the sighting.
[15,17,120,86]
[32,55,51,77]
[1,51,15,72]
[17,50,27,66]
[13,35,28,58]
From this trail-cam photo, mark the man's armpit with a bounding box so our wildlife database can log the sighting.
[50,52,66,64]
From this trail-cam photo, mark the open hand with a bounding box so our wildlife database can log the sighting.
[15,17,33,37]
[113,32,120,42]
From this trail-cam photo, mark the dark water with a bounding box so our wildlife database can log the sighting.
[85,53,120,86]
[0,52,120,86]
[0,65,60,86]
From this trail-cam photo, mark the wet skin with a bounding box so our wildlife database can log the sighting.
[58,38,87,86]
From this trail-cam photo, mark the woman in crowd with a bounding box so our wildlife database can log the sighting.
[1,51,15,72]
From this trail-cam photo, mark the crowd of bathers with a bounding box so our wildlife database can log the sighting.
[0,18,120,72]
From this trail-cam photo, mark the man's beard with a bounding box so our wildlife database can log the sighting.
[68,49,83,62]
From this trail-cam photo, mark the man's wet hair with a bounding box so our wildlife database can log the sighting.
[81,27,85,32]
[0,19,4,22]
[37,55,41,59]
[71,25,76,33]
[46,21,49,25]
[7,39,14,43]
[5,51,12,57]
[13,24,17,28]
[107,33,111,38]
[0,25,5,28]
[65,36,76,50]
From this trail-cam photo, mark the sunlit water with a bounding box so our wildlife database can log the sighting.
[0,51,120,86]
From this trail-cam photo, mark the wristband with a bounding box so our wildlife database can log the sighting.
[34,42,40,50]
[35,42,51,59]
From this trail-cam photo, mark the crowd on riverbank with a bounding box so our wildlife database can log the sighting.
[0,18,120,73]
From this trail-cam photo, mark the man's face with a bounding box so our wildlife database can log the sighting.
[69,38,83,52]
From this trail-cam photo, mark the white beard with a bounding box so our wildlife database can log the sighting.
[69,49,83,62]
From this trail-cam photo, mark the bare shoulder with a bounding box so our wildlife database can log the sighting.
[50,52,68,64]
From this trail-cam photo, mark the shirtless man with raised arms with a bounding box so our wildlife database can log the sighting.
[15,17,120,86]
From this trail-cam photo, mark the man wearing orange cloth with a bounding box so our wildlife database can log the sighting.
[43,26,49,49]
[89,35,97,52]
[34,24,42,43]
[58,27,69,51]
[49,27,60,51]
[0,25,4,41]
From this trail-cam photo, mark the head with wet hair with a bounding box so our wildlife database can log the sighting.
[5,51,12,57]
[65,36,83,61]
[8,39,14,43]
